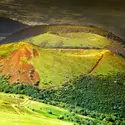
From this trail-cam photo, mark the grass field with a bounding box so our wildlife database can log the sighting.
[0,92,75,125]
[21,28,124,56]
[25,32,114,49]
[30,47,125,88]
[0,92,105,125]
[0,42,124,88]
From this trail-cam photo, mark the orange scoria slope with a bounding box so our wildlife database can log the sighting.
[0,43,40,87]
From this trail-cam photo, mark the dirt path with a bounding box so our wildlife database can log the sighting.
[20,98,29,106]
[88,54,104,74]
[11,104,22,115]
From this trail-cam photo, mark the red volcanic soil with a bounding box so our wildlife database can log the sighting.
[0,45,40,87]
[80,49,84,52]
[33,49,39,57]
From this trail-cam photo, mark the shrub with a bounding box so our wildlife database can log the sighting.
[48,110,53,114]
[58,115,64,120]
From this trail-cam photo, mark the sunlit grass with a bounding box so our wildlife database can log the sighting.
[0,92,74,125]
[25,32,114,48]
[0,42,125,88]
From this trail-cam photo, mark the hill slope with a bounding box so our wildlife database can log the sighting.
[0,42,40,86]
[1,24,124,44]
[25,32,114,48]
[0,92,74,125]
[1,24,124,55]
[0,42,124,88]
[24,32,125,55]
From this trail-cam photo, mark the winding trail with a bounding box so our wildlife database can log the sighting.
[88,54,104,74]
[11,104,22,115]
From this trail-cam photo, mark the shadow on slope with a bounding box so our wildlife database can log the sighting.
[0,17,28,37]
[0,24,124,44]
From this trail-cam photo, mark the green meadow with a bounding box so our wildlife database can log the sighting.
[25,32,114,48]
[0,92,74,125]
[0,42,124,88]
[30,47,125,88]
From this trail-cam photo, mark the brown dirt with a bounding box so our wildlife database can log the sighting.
[0,44,40,87]
[88,54,104,74]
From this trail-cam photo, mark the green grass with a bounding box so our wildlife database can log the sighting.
[0,92,104,125]
[92,52,125,74]
[0,92,75,125]
[0,42,32,57]
[25,32,114,48]
[30,47,125,88]
[0,42,124,88]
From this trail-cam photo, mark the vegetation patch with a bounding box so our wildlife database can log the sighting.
[0,73,125,125]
